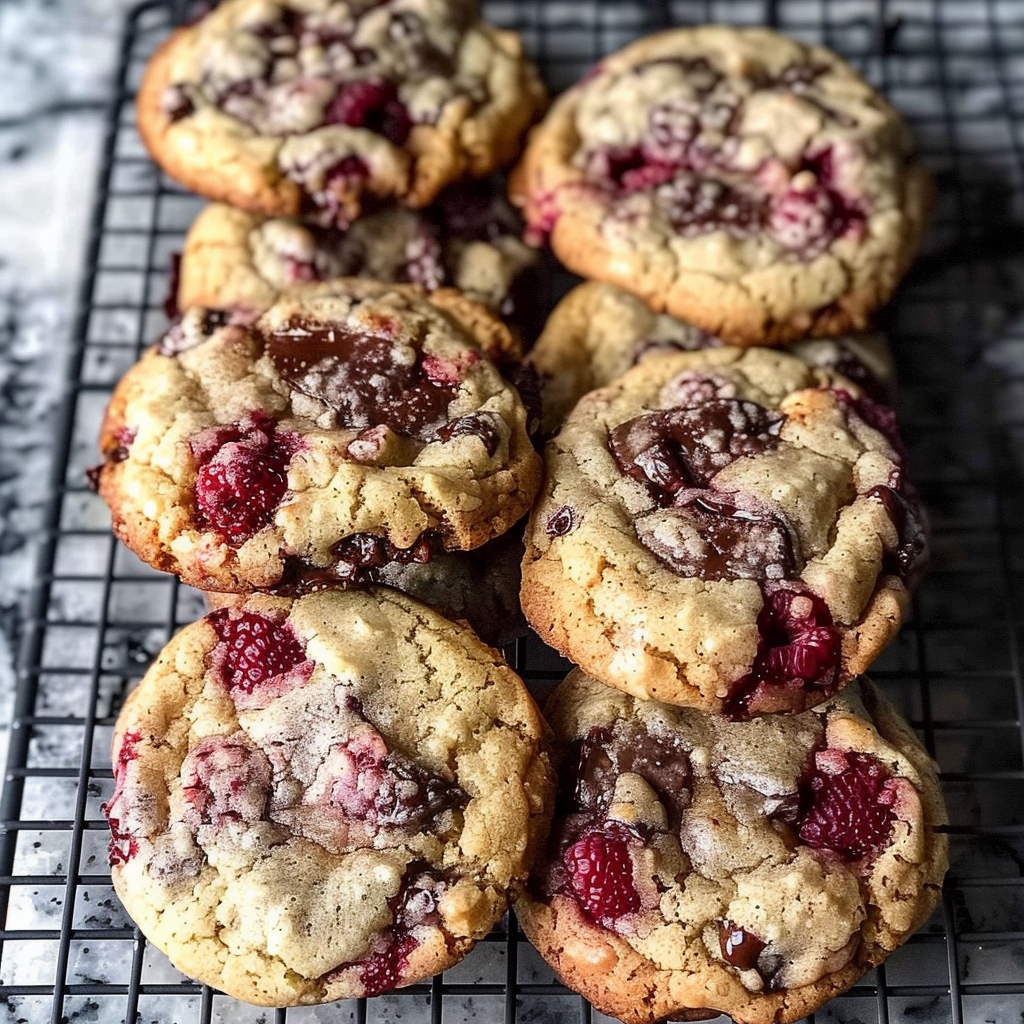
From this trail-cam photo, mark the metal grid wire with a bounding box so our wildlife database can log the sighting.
[1,0,1023,1022]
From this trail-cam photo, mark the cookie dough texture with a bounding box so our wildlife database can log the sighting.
[177,198,536,315]
[511,26,932,346]
[521,348,916,715]
[105,589,554,1005]
[138,0,546,220]
[95,280,541,592]
[529,281,895,435]
[516,672,947,1024]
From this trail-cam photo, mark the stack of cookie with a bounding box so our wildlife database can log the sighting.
[91,0,560,1006]
[88,3,949,1020]
[505,24,948,1024]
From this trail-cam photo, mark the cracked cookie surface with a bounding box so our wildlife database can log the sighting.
[103,588,554,1005]
[511,26,932,345]
[137,0,546,224]
[94,280,541,592]
[177,180,536,320]
[529,281,896,436]
[521,347,926,717]
[516,670,947,1024]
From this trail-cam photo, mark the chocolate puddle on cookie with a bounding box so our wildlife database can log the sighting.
[264,318,458,437]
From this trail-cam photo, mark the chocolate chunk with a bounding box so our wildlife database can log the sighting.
[635,495,796,581]
[719,921,767,971]
[867,484,928,582]
[264,318,457,437]
[433,413,501,456]
[545,505,579,538]
[609,401,784,502]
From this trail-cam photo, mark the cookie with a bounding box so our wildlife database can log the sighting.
[515,670,947,1024]
[529,282,895,435]
[510,26,932,346]
[102,588,554,1005]
[138,0,546,225]
[93,281,541,592]
[207,521,528,646]
[176,180,536,318]
[520,347,927,718]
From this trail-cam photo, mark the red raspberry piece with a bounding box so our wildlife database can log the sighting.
[191,414,299,545]
[325,78,412,145]
[181,734,273,829]
[102,730,143,866]
[563,823,640,926]
[357,930,419,997]
[796,749,898,861]
[723,586,841,720]
[208,609,309,696]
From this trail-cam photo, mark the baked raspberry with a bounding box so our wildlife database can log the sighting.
[724,586,841,719]
[662,175,763,237]
[563,822,641,926]
[181,734,273,829]
[191,414,300,544]
[402,226,445,289]
[796,749,898,861]
[325,78,412,145]
[311,722,460,828]
[301,155,370,227]
[208,609,311,696]
[609,401,784,501]
[102,730,142,866]
[284,255,322,283]
[357,930,419,997]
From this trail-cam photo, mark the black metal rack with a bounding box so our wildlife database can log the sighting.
[2,1,1023,1022]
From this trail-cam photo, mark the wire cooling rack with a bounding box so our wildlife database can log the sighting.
[2,1,1023,1022]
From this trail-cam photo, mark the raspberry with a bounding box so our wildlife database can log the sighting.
[758,588,841,685]
[563,823,640,926]
[325,78,412,144]
[191,415,299,544]
[723,586,841,720]
[796,749,898,861]
[357,930,418,997]
[102,730,142,866]
[208,609,309,695]
[402,226,445,290]
[181,734,273,829]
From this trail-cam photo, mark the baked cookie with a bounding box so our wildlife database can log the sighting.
[102,588,554,1005]
[521,347,927,718]
[93,281,541,592]
[516,670,947,1024]
[530,282,895,435]
[138,0,546,225]
[176,180,536,318]
[511,26,932,346]
[207,521,528,646]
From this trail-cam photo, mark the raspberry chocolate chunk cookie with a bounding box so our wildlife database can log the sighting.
[511,27,932,346]
[138,0,545,226]
[93,281,541,592]
[521,348,927,718]
[206,522,529,646]
[530,281,895,435]
[103,589,554,1005]
[177,180,536,317]
[516,670,947,1024]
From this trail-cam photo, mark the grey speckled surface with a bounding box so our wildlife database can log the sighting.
[2,3,1024,1024]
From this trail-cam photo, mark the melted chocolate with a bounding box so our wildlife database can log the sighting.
[635,495,796,581]
[433,413,501,456]
[545,505,578,538]
[719,921,767,971]
[265,318,457,437]
[609,401,784,502]
[867,484,928,582]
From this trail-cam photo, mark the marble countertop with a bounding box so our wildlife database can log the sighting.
[0,0,144,765]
